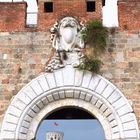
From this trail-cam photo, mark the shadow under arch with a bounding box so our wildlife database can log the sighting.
[45,106,96,119]
[36,106,105,140]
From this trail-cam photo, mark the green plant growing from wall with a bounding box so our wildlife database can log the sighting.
[77,19,108,73]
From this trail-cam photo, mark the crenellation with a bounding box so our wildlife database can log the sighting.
[0,0,140,139]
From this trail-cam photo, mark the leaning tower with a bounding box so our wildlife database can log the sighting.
[46,131,64,140]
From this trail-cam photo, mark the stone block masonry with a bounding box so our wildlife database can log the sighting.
[0,32,51,128]
[0,0,140,139]
[102,30,140,130]
[0,30,140,131]
[0,65,139,139]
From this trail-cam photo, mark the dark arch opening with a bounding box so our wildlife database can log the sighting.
[36,107,105,140]
[45,107,96,120]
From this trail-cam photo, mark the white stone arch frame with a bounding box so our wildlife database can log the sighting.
[30,99,109,140]
[0,0,38,26]
[0,66,139,140]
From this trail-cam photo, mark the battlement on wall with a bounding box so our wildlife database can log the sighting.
[0,0,103,32]
[38,0,102,31]
[0,0,140,32]
[0,0,140,136]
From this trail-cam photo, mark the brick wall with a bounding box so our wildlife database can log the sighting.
[38,0,102,31]
[0,0,140,31]
[118,0,140,30]
[0,3,26,32]
[0,30,140,129]
[0,0,102,32]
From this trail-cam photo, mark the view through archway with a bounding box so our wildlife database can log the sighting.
[36,107,105,140]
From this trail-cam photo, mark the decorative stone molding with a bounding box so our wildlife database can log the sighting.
[0,0,38,26]
[0,66,139,140]
[46,17,85,72]
[50,17,84,51]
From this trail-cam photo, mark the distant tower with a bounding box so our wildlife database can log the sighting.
[46,131,64,140]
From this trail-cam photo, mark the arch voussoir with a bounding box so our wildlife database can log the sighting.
[0,67,139,140]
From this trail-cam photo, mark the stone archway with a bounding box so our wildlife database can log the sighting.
[0,66,139,140]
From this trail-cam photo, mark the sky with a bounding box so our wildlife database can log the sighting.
[103,0,118,27]
[36,120,105,140]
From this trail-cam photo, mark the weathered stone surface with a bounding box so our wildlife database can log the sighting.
[0,30,140,139]
[0,67,139,140]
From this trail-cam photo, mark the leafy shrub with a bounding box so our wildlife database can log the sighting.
[77,19,108,73]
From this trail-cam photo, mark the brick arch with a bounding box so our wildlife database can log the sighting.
[0,66,139,140]
[0,0,38,26]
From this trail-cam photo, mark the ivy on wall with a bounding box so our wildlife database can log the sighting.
[77,19,108,73]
